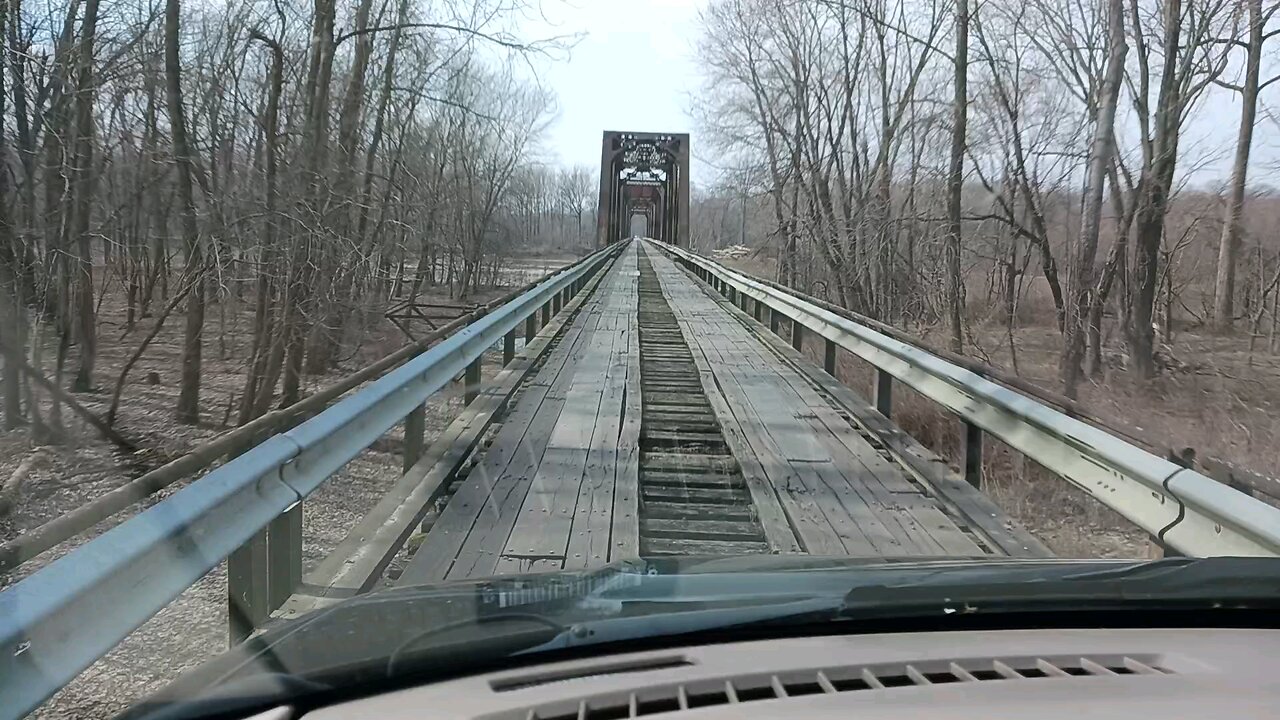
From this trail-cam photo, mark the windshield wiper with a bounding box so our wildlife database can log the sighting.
[833,556,1280,618]
[526,557,1280,654]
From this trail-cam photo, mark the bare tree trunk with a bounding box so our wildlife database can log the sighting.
[1126,0,1186,379]
[167,0,205,424]
[0,2,25,429]
[238,31,283,425]
[68,0,102,392]
[107,268,202,426]
[1061,0,1125,398]
[945,0,968,353]
[1213,0,1266,329]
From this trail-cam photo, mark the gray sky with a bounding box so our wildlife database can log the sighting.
[528,0,709,184]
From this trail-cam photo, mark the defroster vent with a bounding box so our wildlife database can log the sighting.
[506,655,1171,720]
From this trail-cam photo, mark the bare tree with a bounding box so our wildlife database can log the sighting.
[167,0,204,424]
[1212,0,1280,328]
[1061,0,1127,398]
[946,0,969,352]
[1124,0,1233,376]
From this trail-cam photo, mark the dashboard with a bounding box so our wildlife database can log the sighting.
[240,627,1278,719]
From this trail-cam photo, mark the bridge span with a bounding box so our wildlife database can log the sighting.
[7,205,1280,720]
[388,240,1041,586]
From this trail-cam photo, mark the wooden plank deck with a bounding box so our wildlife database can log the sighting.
[399,240,1038,583]
[399,244,641,583]
[644,246,996,558]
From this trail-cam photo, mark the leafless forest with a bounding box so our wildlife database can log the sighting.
[3,0,1280,559]
[690,0,1280,479]
[0,0,599,444]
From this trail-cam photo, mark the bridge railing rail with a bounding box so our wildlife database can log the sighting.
[651,240,1280,559]
[0,243,623,720]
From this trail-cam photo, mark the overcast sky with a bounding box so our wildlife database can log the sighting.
[518,0,1278,193]
[525,0,710,184]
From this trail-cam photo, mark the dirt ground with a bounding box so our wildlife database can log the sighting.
[0,258,567,718]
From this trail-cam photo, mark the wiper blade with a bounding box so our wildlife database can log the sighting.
[532,558,1280,655]
[839,557,1280,616]
[525,597,845,654]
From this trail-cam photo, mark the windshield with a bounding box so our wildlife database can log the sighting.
[1,0,1279,718]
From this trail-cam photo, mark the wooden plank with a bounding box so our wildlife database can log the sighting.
[640,485,750,504]
[753,325,1046,557]
[693,347,857,556]
[564,251,638,569]
[443,302,610,580]
[708,325,972,555]
[728,372,936,555]
[713,299,975,555]
[896,503,985,556]
[641,471,745,489]
[397,270,611,584]
[641,452,736,473]
[641,518,763,540]
[610,249,643,562]
[449,246,641,578]
[511,271,624,566]
[644,537,771,555]
[508,245,637,568]
[502,386,607,558]
[642,502,755,522]
[652,253,943,555]
[682,255,1049,558]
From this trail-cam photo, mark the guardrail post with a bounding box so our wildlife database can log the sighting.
[963,421,983,489]
[227,431,271,644]
[874,369,893,418]
[525,314,537,343]
[791,320,804,351]
[824,339,837,376]
[541,301,551,327]
[770,307,781,335]
[404,404,425,473]
[267,505,302,612]
[465,357,482,405]
[228,531,269,644]
[503,329,516,365]
[552,291,562,314]
[753,299,763,321]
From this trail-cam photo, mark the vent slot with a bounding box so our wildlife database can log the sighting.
[517,654,1170,719]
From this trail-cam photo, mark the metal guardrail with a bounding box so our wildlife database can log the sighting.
[0,265,585,577]
[651,240,1280,559]
[0,243,623,720]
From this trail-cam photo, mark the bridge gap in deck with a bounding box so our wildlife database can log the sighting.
[634,246,777,556]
